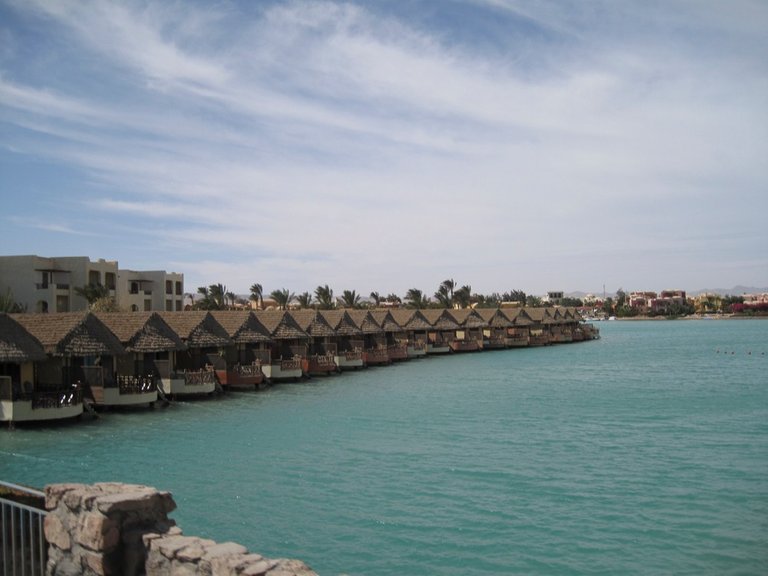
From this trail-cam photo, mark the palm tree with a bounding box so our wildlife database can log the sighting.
[196,284,228,310]
[441,279,456,304]
[296,292,313,309]
[405,288,429,309]
[74,283,111,305]
[369,291,381,308]
[434,284,452,308]
[226,291,237,309]
[454,285,472,308]
[385,293,402,307]
[502,290,527,306]
[314,284,335,310]
[270,288,294,310]
[0,287,26,313]
[340,290,361,309]
[249,283,263,310]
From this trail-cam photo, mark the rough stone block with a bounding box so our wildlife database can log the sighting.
[153,534,204,559]
[76,512,120,552]
[265,559,317,576]
[45,483,83,511]
[44,513,71,551]
[169,560,200,576]
[240,559,272,576]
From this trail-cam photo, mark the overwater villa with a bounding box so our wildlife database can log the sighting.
[548,308,574,344]
[420,309,460,354]
[348,310,390,366]
[94,312,185,408]
[522,307,552,346]
[320,310,365,370]
[0,313,75,424]
[390,309,429,358]
[446,309,485,352]
[371,310,409,361]
[156,311,229,396]
[500,308,532,347]
[257,311,308,381]
[12,312,127,422]
[476,308,512,350]
[289,310,338,377]
[209,311,270,390]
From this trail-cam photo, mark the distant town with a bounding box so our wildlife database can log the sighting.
[1,255,766,318]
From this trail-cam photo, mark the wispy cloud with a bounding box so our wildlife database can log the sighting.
[1,0,766,294]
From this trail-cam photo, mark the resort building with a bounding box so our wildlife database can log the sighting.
[0,255,119,313]
[0,255,183,313]
[117,269,184,312]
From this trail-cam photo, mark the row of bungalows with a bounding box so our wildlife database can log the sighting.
[0,308,597,425]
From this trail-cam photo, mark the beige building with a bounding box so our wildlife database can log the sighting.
[118,269,184,312]
[0,255,183,313]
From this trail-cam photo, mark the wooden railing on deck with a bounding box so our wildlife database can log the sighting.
[116,375,157,394]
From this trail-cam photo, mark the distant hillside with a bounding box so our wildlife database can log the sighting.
[689,286,768,296]
[565,286,767,298]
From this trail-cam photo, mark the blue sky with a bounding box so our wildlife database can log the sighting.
[1,0,766,298]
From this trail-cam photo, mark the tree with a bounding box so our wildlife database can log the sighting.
[270,288,294,310]
[369,291,381,307]
[385,293,402,306]
[502,290,527,306]
[441,279,456,302]
[405,288,430,309]
[434,285,452,308]
[453,285,472,308]
[74,283,110,305]
[527,295,544,307]
[296,292,313,309]
[0,288,26,313]
[314,284,335,310]
[340,290,361,309]
[90,296,121,313]
[74,283,118,311]
[249,283,263,310]
[196,284,229,310]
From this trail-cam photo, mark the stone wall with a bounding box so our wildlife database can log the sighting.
[43,483,317,576]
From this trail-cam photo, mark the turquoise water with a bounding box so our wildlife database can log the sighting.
[2,320,767,575]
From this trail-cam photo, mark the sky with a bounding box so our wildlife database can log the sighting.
[1,0,766,299]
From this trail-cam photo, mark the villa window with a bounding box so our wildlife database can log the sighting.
[166,280,173,294]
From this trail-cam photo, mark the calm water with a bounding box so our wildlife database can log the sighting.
[2,320,767,575]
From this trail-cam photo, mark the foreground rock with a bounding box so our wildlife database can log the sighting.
[44,482,317,576]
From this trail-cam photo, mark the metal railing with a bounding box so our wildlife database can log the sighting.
[1,481,47,576]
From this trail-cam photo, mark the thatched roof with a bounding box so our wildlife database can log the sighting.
[210,311,272,344]
[0,313,47,363]
[96,312,186,353]
[320,310,362,336]
[14,312,126,357]
[256,310,309,340]
[504,307,533,326]
[447,308,487,329]
[370,310,404,333]
[347,310,384,334]
[157,311,231,348]
[289,310,337,338]
[421,309,460,330]
[523,307,555,325]
[477,308,513,328]
[390,309,431,331]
